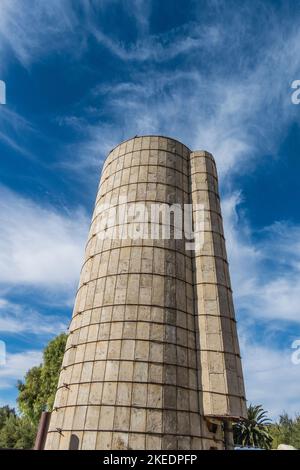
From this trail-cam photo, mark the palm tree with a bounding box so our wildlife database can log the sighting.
[233,404,273,449]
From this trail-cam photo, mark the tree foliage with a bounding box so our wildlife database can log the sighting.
[17,333,67,425]
[269,413,300,449]
[0,333,67,449]
[0,405,15,428]
[234,405,300,450]
[0,414,36,449]
[233,404,273,449]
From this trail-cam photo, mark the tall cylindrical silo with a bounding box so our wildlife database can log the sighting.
[190,151,246,421]
[44,136,246,450]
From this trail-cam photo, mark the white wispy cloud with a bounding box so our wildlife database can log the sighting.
[0,185,89,288]
[2,1,298,180]
[0,0,156,67]
[0,298,67,335]
[0,0,82,67]
[62,17,300,178]
[91,21,221,62]
[240,333,300,420]
[222,193,300,418]
[0,350,43,391]
[222,192,300,324]
[0,107,36,158]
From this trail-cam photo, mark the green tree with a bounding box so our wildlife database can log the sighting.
[0,333,67,449]
[17,366,43,425]
[0,405,15,428]
[41,332,68,411]
[270,413,300,449]
[233,404,273,449]
[17,333,67,426]
[0,415,36,449]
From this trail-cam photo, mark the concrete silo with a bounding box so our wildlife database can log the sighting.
[44,136,246,450]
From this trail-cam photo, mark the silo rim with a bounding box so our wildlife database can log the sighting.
[107,134,191,156]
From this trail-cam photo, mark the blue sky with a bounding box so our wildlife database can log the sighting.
[0,0,300,420]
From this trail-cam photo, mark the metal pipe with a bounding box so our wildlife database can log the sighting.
[34,411,51,450]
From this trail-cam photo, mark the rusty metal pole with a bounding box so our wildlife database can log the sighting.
[34,411,51,450]
[223,420,234,450]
